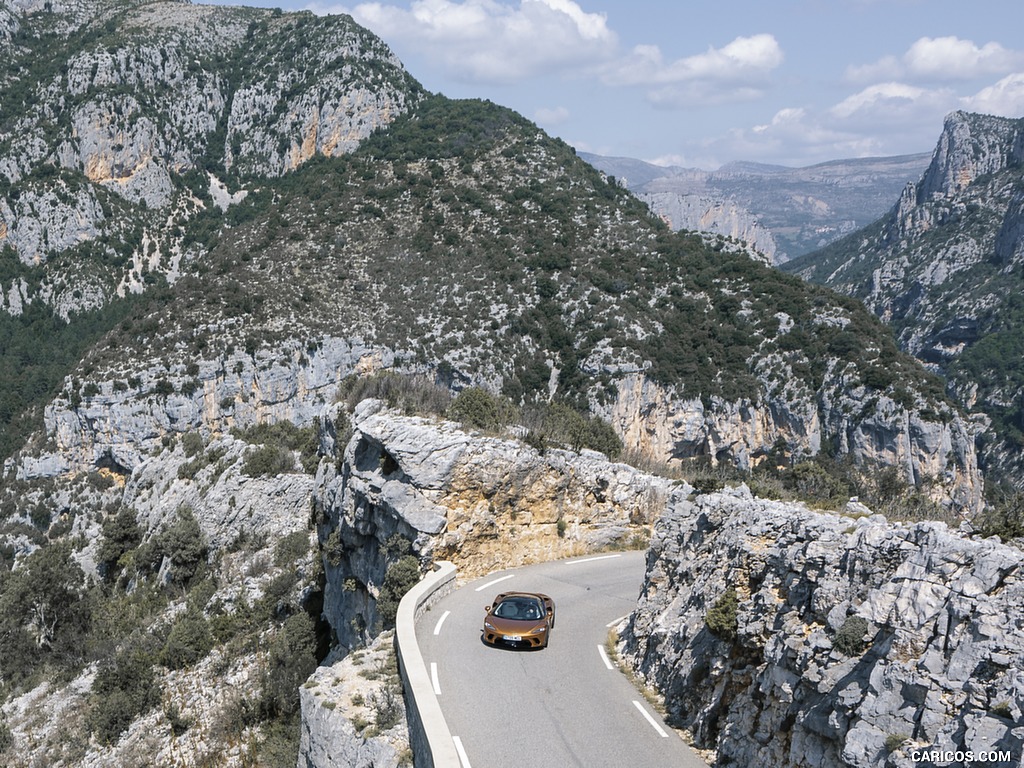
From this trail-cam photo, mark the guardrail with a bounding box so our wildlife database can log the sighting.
[394,560,460,768]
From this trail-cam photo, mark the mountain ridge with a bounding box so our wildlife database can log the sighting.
[784,110,1024,484]
[581,150,932,263]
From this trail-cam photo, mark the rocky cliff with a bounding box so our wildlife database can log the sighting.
[784,112,1024,483]
[620,485,1024,767]
[0,0,419,317]
[312,398,670,649]
[638,190,779,264]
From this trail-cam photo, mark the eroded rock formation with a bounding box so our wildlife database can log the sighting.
[620,485,1024,767]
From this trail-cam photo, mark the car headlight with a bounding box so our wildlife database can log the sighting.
[484,621,496,630]
[531,626,547,634]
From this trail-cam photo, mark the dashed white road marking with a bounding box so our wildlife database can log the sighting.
[453,735,472,768]
[632,700,669,738]
[433,610,451,636]
[474,574,514,592]
[431,662,441,696]
[565,553,623,565]
[597,644,614,670]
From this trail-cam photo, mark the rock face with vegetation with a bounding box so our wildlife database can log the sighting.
[297,630,411,768]
[785,112,1024,485]
[0,423,324,767]
[620,485,1024,768]
[313,398,669,650]
[636,189,780,264]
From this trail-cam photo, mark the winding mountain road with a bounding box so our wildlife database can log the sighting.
[414,551,709,768]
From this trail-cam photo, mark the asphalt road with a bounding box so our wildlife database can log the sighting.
[415,551,709,768]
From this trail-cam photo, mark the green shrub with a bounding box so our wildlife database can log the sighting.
[524,401,623,458]
[884,733,908,753]
[260,613,318,719]
[181,431,205,458]
[339,372,450,416]
[87,639,161,744]
[377,555,422,629]
[786,461,850,505]
[98,507,142,581]
[977,490,1024,540]
[233,421,320,474]
[274,530,311,567]
[162,608,214,669]
[137,506,208,586]
[446,387,515,431]
[705,586,739,641]
[243,444,296,477]
[162,507,208,586]
[152,378,175,397]
[833,615,869,656]
[0,540,93,686]
[165,700,193,736]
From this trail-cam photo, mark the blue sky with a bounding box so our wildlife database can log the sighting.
[215,0,1024,169]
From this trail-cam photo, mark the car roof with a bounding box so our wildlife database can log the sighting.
[495,591,550,602]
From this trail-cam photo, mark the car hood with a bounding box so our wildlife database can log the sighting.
[486,616,546,633]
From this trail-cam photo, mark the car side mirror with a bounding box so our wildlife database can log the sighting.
[484,605,491,613]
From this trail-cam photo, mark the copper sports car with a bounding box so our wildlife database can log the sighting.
[482,591,555,649]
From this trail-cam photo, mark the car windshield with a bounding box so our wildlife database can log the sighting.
[494,597,542,621]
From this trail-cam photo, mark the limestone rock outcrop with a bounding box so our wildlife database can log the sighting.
[11,336,395,479]
[298,630,409,768]
[313,399,672,649]
[639,190,779,264]
[620,486,1024,767]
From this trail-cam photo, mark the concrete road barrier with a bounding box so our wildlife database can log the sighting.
[394,560,460,768]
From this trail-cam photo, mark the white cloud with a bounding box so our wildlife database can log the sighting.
[752,107,806,134]
[847,36,1024,83]
[603,33,783,106]
[904,37,1019,79]
[830,82,952,123]
[611,33,782,84]
[336,0,617,83]
[534,105,570,124]
[962,72,1024,117]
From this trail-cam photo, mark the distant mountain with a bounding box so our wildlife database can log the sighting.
[784,111,1024,484]
[581,151,932,263]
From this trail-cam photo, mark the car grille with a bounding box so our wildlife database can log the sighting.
[485,630,545,648]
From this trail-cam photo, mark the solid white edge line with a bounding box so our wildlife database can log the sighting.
[433,610,451,636]
[453,735,472,768]
[474,574,514,592]
[597,644,614,670]
[606,613,630,628]
[431,662,441,696]
[564,553,623,566]
[632,700,670,738]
